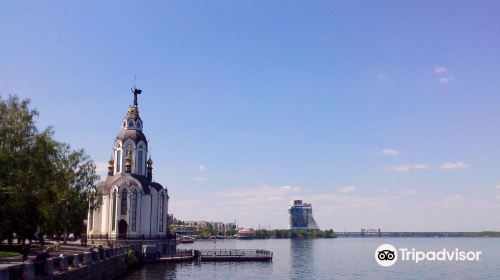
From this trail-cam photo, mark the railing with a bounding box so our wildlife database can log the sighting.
[198,249,272,257]
[2,245,135,279]
[89,233,174,240]
[161,249,193,258]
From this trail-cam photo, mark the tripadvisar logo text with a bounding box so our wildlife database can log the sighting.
[375,244,482,267]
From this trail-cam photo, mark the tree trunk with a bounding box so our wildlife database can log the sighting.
[63,229,67,245]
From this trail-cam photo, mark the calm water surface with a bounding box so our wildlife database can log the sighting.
[122,238,500,279]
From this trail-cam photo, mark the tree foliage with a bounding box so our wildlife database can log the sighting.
[0,95,101,243]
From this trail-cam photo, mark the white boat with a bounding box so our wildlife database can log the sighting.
[180,236,195,243]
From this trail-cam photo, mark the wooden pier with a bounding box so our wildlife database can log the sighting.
[145,249,273,263]
[198,249,273,262]
[147,255,195,263]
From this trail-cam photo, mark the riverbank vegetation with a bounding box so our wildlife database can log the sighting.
[253,229,337,239]
[0,251,20,257]
[463,231,500,237]
[0,95,101,246]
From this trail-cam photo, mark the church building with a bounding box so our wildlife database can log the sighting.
[87,88,174,252]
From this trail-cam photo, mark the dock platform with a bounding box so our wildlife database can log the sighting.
[147,255,195,263]
[144,249,273,263]
[198,249,273,262]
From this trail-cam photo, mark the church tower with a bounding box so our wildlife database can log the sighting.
[88,87,175,254]
[111,88,149,177]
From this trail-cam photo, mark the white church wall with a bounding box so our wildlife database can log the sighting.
[135,190,143,235]
[165,194,169,231]
[99,195,109,234]
[140,194,152,235]
[128,186,140,234]
[156,190,167,234]
[150,189,158,235]
[109,188,119,236]
[92,205,101,233]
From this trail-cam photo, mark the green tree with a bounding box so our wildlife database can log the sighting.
[198,227,212,239]
[0,95,101,245]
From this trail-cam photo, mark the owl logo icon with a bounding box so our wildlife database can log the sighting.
[375,244,398,267]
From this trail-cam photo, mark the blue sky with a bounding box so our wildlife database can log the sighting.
[2,1,499,231]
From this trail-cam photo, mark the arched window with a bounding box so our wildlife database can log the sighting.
[137,121,142,129]
[159,193,165,232]
[131,189,138,231]
[137,146,144,174]
[116,149,122,173]
[128,120,134,128]
[112,190,117,231]
[121,189,127,215]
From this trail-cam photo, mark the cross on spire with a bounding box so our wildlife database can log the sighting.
[131,86,142,107]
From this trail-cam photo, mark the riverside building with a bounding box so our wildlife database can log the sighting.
[288,200,319,230]
[87,88,176,253]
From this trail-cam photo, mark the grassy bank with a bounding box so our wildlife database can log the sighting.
[0,251,20,257]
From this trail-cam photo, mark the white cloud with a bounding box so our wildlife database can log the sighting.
[171,181,500,231]
[439,76,455,84]
[441,161,468,170]
[412,163,431,170]
[389,164,431,172]
[305,193,339,201]
[339,186,356,193]
[171,183,500,231]
[172,184,392,229]
[495,185,500,189]
[434,66,447,74]
[434,66,454,84]
[389,162,468,172]
[313,194,388,209]
[198,164,206,171]
[281,185,296,191]
[381,148,400,156]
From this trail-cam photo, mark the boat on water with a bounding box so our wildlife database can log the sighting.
[236,229,255,239]
[180,236,195,243]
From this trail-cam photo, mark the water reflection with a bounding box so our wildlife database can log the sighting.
[125,263,177,279]
[289,239,314,279]
[121,239,500,279]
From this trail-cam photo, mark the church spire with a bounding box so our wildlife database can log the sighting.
[131,86,142,107]
[127,87,142,116]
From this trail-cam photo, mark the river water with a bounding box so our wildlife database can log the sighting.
[122,238,500,279]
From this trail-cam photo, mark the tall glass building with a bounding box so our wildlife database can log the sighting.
[288,200,319,230]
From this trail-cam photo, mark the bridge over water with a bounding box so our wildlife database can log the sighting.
[337,229,468,238]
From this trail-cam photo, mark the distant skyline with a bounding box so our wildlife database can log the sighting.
[2,1,499,231]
